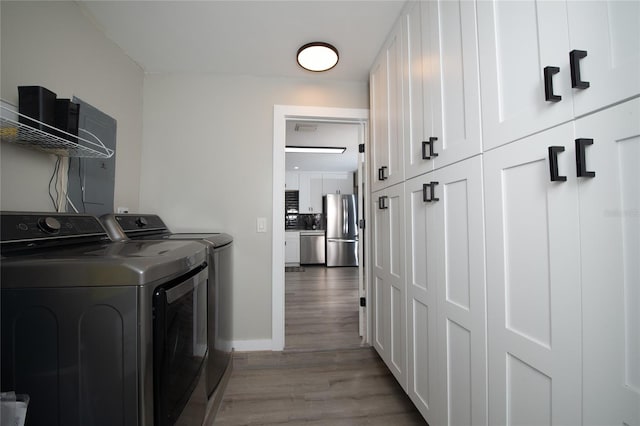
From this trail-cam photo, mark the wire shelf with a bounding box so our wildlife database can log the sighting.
[0,102,114,159]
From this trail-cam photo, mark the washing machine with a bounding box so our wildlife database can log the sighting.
[0,212,209,426]
[100,213,233,400]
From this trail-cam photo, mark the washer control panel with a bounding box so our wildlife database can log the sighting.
[0,212,108,243]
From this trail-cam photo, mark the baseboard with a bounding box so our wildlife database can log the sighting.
[231,339,273,351]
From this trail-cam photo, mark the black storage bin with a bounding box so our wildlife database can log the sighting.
[54,99,80,142]
[18,86,57,131]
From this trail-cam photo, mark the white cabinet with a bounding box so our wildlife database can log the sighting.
[483,100,640,425]
[298,172,323,213]
[371,183,406,388]
[405,155,487,426]
[322,172,353,195]
[284,231,300,266]
[285,172,299,190]
[477,0,640,150]
[576,99,640,426]
[567,1,640,117]
[483,122,582,425]
[403,0,482,179]
[370,20,404,192]
[477,0,574,150]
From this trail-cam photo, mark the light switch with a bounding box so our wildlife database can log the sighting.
[257,217,267,233]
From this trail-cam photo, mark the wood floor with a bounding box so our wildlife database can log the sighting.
[212,266,426,425]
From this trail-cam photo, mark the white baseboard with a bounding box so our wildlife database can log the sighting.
[231,339,274,352]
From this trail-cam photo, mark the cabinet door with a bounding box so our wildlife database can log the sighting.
[576,99,640,426]
[403,1,434,179]
[431,156,487,426]
[299,173,322,213]
[322,172,352,195]
[371,184,406,388]
[483,122,582,425]
[428,0,482,170]
[371,22,404,192]
[285,172,299,190]
[568,1,640,117]
[477,0,574,150]
[285,232,300,265]
[405,172,439,424]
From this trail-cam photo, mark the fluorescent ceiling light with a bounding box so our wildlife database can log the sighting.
[285,146,346,154]
[296,42,339,72]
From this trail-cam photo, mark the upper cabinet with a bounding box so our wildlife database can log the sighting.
[285,171,299,190]
[566,1,640,117]
[370,21,404,192]
[322,172,353,195]
[477,0,640,150]
[403,0,482,179]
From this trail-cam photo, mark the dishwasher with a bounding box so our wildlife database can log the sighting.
[300,231,325,265]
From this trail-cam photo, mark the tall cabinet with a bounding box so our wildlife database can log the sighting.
[369,1,639,425]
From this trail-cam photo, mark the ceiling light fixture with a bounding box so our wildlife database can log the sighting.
[296,42,339,72]
[285,146,346,154]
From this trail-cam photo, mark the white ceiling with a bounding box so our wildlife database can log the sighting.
[285,120,360,172]
[78,0,405,82]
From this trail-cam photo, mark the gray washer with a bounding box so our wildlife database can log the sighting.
[0,212,208,426]
[100,213,233,398]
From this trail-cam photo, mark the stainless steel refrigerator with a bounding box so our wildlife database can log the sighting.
[323,194,358,267]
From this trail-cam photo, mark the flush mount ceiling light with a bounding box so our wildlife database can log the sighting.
[285,146,346,154]
[296,42,339,72]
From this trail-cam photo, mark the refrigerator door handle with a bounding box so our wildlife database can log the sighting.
[342,198,348,236]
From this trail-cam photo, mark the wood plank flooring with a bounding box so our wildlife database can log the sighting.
[212,266,426,425]
[285,266,363,351]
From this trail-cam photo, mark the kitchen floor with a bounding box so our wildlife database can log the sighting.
[213,266,426,425]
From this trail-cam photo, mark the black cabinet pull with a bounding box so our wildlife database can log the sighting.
[378,195,388,210]
[378,166,388,181]
[576,138,595,178]
[548,146,567,182]
[544,66,562,102]
[570,50,590,89]
[421,137,439,160]
[422,182,439,202]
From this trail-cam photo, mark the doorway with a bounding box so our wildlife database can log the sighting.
[271,105,369,351]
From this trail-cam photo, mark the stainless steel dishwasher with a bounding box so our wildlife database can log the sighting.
[300,231,325,265]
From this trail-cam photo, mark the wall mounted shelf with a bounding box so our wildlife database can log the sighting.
[0,102,114,159]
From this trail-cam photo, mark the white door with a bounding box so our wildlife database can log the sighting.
[483,122,582,425]
[371,184,406,389]
[405,172,440,424]
[403,1,433,180]
[428,0,482,170]
[577,98,640,426]
[372,189,391,361]
[477,0,574,150]
[567,1,640,117]
[371,22,404,192]
[432,155,487,426]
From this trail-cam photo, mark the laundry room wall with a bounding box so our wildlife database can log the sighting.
[141,74,368,347]
[0,1,143,212]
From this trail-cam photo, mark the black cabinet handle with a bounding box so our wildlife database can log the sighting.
[422,182,439,202]
[548,146,567,182]
[421,137,439,160]
[544,66,562,102]
[576,138,595,178]
[570,50,590,89]
[378,195,388,210]
[378,166,388,181]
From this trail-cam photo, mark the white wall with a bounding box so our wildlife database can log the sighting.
[0,1,143,212]
[141,74,368,344]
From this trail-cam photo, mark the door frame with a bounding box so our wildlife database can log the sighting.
[272,105,369,350]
